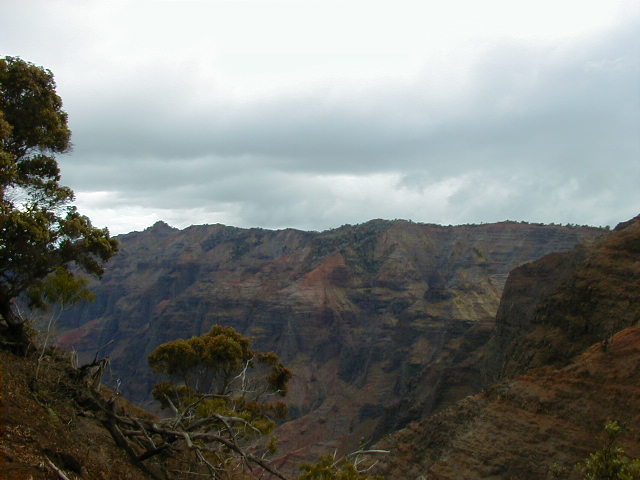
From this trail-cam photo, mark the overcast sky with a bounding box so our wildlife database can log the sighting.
[2,0,639,234]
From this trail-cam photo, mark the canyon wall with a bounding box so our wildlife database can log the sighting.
[371,215,640,479]
[57,219,604,463]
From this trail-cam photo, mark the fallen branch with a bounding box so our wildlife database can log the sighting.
[130,423,291,480]
[346,449,391,456]
[44,456,71,480]
[137,444,172,462]
[134,417,157,450]
[78,377,290,480]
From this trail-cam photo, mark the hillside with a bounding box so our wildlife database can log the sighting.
[488,214,640,378]
[0,342,296,480]
[0,347,163,480]
[55,219,603,464]
[369,215,640,478]
[371,324,640,479]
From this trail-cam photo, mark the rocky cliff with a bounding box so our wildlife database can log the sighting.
[56,219,603,465]
[487,214,640,379]
[370,215,640,479]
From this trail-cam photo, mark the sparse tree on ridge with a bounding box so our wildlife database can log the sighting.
[148,324,291,426]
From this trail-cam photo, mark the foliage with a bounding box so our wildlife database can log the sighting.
[581,421,640,480]
[0,56,117,341]
[298,453,382,480]
[35,266,95,307]
[148,325,292,453]
[149,325,291,400]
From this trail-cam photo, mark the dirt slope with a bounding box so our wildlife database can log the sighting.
[371,324,640,479]
[0,347,163,480]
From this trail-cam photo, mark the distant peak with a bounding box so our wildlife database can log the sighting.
[614,214,640,232]
[146,220,176,232]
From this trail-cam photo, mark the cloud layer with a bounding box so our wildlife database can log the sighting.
[3,1,639,233]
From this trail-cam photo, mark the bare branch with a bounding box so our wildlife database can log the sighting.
[182,431,194,449]
[45,456,72,480]
[346,449,391,456]
[214,413,262,435]
[196,449,223,480]
[133,417,157,450]
[162,393,180,418]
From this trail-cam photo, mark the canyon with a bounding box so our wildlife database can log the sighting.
[54,219,604,468]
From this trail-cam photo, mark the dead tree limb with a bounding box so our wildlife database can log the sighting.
[44,456,72,480]
[195,448,223,480]
[82,381,290,480]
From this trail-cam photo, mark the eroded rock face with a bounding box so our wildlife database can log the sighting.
[487,215,640,379]
[56,219,603,464]
[371,215,640,479]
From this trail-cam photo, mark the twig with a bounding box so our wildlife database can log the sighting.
[45,456,71,480]
[92,339,115,363]
[196,448,223,480]
[346,449,391,456]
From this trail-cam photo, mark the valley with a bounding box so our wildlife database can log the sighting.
[55,219,604,469]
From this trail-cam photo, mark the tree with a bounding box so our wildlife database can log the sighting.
[146,325,293,478]
[114,326,383,480]
[149,325,291,407]
[0,56,117,345]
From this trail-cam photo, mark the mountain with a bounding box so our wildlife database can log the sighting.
[56,219,604,466]
[369,215,640,479]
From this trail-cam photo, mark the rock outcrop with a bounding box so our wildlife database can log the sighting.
[56,219,604,465]
[487,215,640,379]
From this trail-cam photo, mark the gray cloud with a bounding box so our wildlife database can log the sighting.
[67,20,638,170]
[4,4,640,233]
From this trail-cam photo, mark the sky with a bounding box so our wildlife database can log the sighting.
[2,0,639,234]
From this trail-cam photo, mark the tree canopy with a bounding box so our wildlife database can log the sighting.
[147,325,292,477]
[149,325,291,424]
[0,56,117,343]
